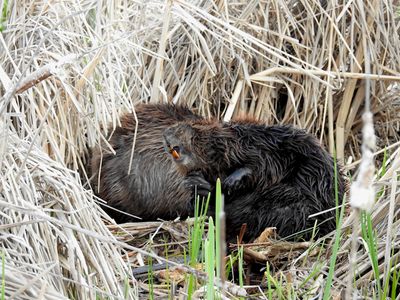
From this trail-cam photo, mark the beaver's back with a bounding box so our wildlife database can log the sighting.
[224,122,345,239]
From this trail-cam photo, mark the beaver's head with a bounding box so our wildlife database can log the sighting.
[163,123,207,174]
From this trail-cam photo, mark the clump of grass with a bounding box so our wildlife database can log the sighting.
[186,193,210,298]
[0,123,137,298]
[185,180,232,298]
[156,179,245,299]
[1,0,400,298]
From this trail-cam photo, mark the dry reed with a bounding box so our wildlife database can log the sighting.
[1,0,399,298]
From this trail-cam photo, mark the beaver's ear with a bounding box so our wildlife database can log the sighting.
[179,123,195,140]
[162,128,172,144]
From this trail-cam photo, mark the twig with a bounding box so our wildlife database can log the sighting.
[0,9,87,114]
[6,55,78,96]
[249,67,400,82]
[223,79,243,122]
[175,265,247,297]
[229,241,311,249]
[345,140,400,170]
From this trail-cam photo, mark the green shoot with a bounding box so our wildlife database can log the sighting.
[205,218,215,300]
[215,178,222,280]
[391,262,399,299]
[187,193,210,299]
[147,255,154,300]
[226,252,239,282]
[164,242,171,300]
[322,158,346,300]
[266,263,273,300]
[322,202,345,300]
[238,246,244,299]
[1,251,5,300]
[123,276,130,299]
[0,0,8,32]
[361,211,382,296]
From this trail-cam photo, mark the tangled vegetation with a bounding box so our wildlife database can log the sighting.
[0,0,399,299]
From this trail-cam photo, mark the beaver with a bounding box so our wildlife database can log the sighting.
[90,104,212,223]
[163,119,345,241]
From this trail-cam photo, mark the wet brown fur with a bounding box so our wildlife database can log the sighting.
[91,104,209,222]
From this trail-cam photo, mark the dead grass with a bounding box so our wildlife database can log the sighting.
[0,0,400,299]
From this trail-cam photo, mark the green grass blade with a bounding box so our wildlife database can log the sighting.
[361,212,382,296]
[238,246,245,300]
[206,218,215,300]
[266,263,273,300]
[322,193,346,300]
[1,251,5,300]
[391,265,399,300]
[147,255,154,300]
[215,178,222,280]
[0,0,8,32]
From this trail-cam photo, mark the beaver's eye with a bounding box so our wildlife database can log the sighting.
[170,146,181,160]
[172,146,180,152]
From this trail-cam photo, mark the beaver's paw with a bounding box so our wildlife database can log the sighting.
[223,167,252,195]
[184,171,212,198]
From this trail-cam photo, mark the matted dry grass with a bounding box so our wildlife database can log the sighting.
[1,0,399,299]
